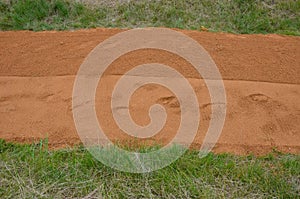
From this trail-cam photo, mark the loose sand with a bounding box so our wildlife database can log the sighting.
[0,28,299,155]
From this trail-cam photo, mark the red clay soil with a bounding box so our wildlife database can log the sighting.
[0,28,299,155]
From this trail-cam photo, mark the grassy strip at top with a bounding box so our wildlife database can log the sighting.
[0,0,299,35]
[0,139,299,198]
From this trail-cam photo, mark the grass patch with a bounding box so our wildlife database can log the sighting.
[0,0,299,35]
[0,139,299,198]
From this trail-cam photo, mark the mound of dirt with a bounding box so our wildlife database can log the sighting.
[0,28,299,155]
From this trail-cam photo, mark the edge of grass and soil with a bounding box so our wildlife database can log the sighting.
[0,0,299,198]
[0,0,299,35]
[0,139,299,198]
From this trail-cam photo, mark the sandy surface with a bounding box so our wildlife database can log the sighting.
[0,28,299,155]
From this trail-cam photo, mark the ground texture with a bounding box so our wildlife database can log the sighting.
[0,28,299,155]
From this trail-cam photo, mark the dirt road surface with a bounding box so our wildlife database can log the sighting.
[0,28,299,155]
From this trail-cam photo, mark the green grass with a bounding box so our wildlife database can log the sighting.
[0,1,299,198]
[0,139,299,198]
[0,0,299,35]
